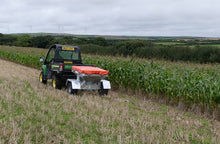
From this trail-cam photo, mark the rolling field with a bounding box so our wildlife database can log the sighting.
[0,59,220,143]
[0,46,219,111]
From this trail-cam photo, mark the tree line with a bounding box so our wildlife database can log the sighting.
[0,33,219,63]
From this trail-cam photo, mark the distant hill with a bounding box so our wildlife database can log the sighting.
[9,32,220,41]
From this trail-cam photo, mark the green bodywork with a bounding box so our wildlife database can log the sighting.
[64,65,72,70]
[42,65,47,75]
[52,65,59,69]
[42,64,72,75]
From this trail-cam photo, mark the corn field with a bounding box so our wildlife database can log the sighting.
[0,46,219,109]
[83,56,220,108]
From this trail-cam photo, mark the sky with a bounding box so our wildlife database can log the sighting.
[0,0,220,37]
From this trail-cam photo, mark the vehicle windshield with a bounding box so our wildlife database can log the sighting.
[55,50,80,60]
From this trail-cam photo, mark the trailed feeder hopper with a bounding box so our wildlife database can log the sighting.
[66,66,111,95]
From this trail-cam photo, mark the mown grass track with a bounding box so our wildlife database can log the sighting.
[0,59,220,143]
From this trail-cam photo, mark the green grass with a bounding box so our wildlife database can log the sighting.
[154,40,220,49]
[189,44,220,48]
[206,44,220,48]
[154,42,185,45]
[0,80,105,143]
[1,79,218,143]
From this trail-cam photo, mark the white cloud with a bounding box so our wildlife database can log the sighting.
[0,0,220,36]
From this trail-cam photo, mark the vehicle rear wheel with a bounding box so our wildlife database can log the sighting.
[52,76,62,89]
[98,83,108,96]
[39,72,47,84]
[67,82,78,95]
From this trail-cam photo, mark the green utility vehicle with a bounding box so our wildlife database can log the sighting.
[39,44,83,89]
[39,44,111,95]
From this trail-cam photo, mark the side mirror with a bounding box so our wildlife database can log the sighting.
[40,57,44,63]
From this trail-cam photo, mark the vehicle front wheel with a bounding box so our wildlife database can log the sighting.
[39,72,47,84]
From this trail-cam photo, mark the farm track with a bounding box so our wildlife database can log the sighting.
[0,59,220,143]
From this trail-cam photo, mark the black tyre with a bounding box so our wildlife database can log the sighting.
[98,83,108,96]
[52,76,62,89]
[39,72,47,84]
[67,82,78,95]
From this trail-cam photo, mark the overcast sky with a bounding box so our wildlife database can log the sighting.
[0,0,220,37]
